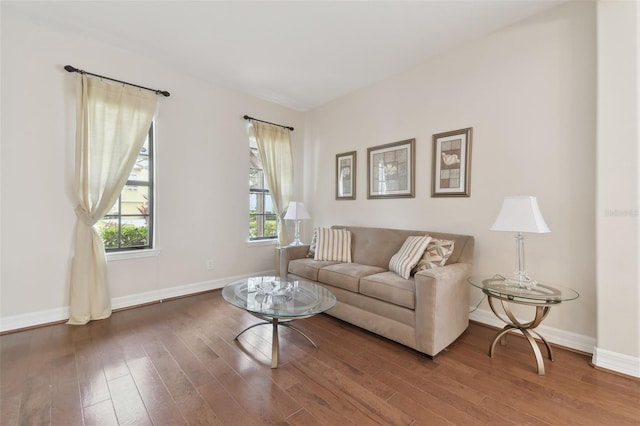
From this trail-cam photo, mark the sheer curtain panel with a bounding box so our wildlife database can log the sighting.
[67,75,158,325]
[249,121,294,246]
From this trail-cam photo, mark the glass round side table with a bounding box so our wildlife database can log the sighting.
[468,274,579,375]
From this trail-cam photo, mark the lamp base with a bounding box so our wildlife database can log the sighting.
[290,220,304,246]
[506,232,538,289]
[504,272,538,289]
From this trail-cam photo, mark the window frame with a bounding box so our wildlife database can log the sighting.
[100,124,155,252]
[249,146,277,242]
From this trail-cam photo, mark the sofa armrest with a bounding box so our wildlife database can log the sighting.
[414,262,472,356]
[278,244,310,278]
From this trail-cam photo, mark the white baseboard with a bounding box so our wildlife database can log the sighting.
[470,307,640,379]
[592,347,640,378]
[0,270,274,333]
[0,306,71,333]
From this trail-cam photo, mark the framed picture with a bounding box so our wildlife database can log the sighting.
[367,139,415,199]
[336,151,356,200]
[432,127,472,197]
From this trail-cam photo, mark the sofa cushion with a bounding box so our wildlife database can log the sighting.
[314,227,352,262]
[388,235,431,279]
[318,263,386,293]
[331,226,474,267]
[360,271,416,309]
[289,258,340,281]
[321,285,416,327]
[412,238,455,274]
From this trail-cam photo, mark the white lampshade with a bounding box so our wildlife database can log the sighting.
[284,201,310,220]
[490,196,550,234]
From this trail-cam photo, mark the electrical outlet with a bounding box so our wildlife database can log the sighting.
[207,260,214,270]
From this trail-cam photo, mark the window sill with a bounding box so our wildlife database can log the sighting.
[246,239,277,248]
[106,249,161,262]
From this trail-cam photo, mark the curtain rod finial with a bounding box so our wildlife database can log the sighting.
[64,65,77,73]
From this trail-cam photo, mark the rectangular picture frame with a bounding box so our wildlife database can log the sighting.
[367,138,415,199]
[336,151,356,200]
[432,127,472,197]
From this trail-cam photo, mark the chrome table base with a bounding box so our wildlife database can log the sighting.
[234,312,317,369]
[487,294,554,375]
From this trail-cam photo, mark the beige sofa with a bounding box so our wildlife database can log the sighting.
[279,225,474,358]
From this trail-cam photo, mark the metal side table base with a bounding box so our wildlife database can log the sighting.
[468,275,579,376]
[487,296,554,375]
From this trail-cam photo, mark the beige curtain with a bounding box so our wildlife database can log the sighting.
[249,121,294,246]
[67,75,158,325]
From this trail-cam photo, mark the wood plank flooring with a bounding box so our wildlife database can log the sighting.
[1,290,638,425]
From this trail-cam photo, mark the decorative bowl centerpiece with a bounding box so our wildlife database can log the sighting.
[255,280,294,304]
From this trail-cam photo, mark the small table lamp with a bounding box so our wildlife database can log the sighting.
[490,195,550,288]
[284,201,311,246]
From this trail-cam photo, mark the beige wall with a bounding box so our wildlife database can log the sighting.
[595,0,640,372]
[305,2,597,339]
[0,10,305,321]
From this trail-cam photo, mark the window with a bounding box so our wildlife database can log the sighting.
[249,147,277,240]
[95,125,154,251]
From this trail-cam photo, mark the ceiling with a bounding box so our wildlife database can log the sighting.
[4,1,566,111]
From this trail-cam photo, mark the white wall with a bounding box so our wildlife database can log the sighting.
[0,9,304,328]
[595,0,640,377]
[305,2,597,341]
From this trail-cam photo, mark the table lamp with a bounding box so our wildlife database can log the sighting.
[284,201,311,246]
[490,195,550,288]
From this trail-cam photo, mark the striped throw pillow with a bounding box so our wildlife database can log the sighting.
[314,228,352,262]
[389,235,431,279]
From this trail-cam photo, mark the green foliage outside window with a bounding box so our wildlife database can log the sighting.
[249,211,277,239]
[97,222,149,249]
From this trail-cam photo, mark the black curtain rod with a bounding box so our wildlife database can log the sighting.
[243,115,294,131]
[64,65,170,97]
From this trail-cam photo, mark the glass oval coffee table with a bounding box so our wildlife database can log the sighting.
[468,274,579,375]
[222,276,336,368]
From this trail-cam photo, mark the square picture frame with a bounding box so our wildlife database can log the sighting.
[432,127,472,197]
[336,151,356,200]
[367,139,415,199]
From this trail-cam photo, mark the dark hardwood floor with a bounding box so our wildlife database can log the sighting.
[1,290,638,425]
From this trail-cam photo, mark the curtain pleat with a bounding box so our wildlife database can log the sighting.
[67,75,158,325]
[249,121,294,246]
